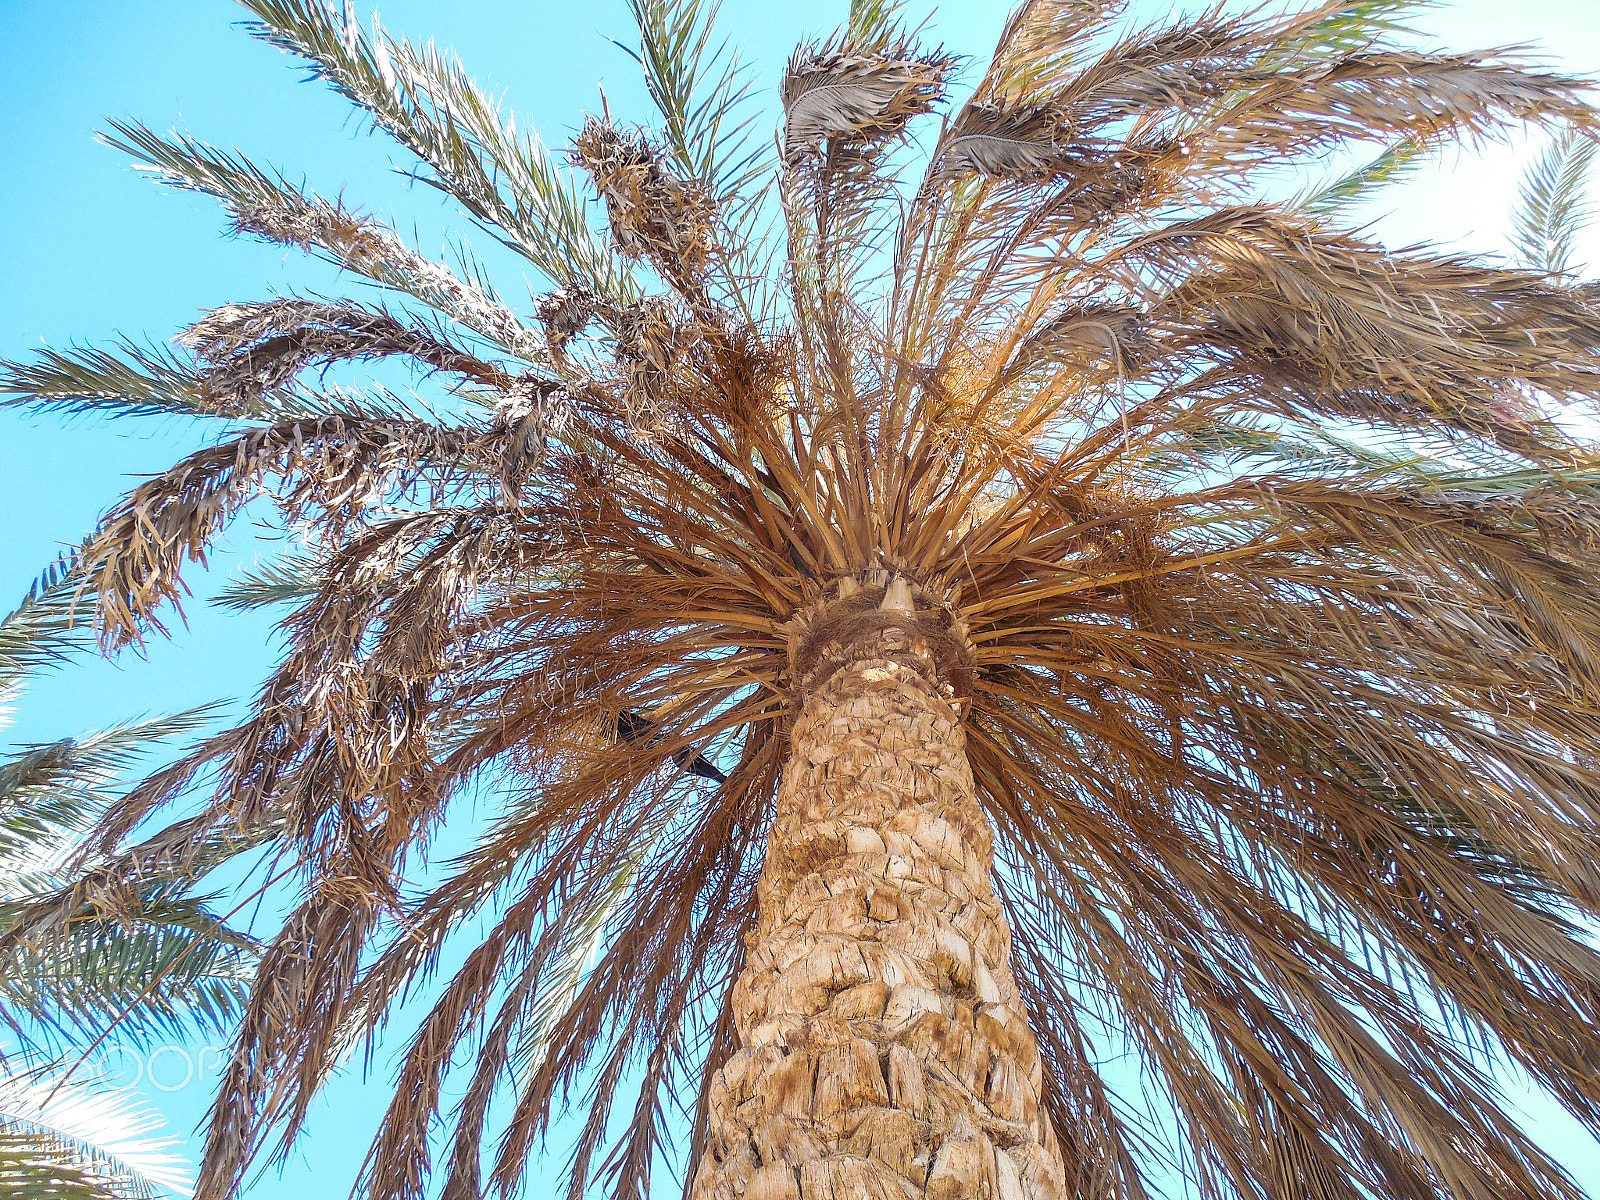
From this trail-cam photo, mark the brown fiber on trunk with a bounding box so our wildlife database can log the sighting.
[689,578,1066,1200]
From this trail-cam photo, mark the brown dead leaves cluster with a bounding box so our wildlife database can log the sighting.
[573,118,719,289]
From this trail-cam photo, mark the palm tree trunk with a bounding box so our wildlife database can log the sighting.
[691,581,1066,1200]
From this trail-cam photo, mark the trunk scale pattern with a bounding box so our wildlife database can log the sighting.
[691,579,1066,1200]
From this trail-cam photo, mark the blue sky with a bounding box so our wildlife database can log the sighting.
[2,0,1599,1196]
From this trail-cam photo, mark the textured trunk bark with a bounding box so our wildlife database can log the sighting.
[689,579,1066,1200]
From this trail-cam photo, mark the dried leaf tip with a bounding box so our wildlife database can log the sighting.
[781,46,954,157]
[570,118,716,282]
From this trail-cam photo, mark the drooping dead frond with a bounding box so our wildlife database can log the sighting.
[79,415,483,649]
[1134,209,1600,458]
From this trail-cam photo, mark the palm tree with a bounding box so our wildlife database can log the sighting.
[6,0,1600,1196]
[0,561,258,1197]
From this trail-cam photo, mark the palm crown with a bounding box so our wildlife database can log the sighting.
[6,1,1600,1198]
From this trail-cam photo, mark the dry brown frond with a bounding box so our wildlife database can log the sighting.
[781,47,952,157]
[571,118,718,291]
[178,298,512,408]
[934,102,1072,181]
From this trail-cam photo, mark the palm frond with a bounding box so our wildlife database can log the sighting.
[208,554,324,612]
[0,708,223,861]
[1514,125,1600,274]
[235,0,632,305]
[0,698,254,1050]
[1295,135,1433,217]
[625,0,761,190]
[0,556,94,691]
[0,898,254,1050]
[0,1067,191,1200]
[101,121,547,362]
[176,297,512,409]
[0,559,258,1061]
[934,102,1069,179]
[0,335,437,425]
[0,339,291,422]
[621,0,786,324]
[571,118,720,296]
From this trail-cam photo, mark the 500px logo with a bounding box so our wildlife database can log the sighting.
[85,1044,230,1093]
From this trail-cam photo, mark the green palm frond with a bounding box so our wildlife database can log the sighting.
[1514,125,1600,274]
[624,0,779,323]
[0,557,91,692]
[0,700,255,1049]
[236,0,630,306]
[0,338,279,423]
[0,336,426,424]
[1295,136,1434,217]
[0,708,222,860]
[0,550,267,1200]
[1266,0,1432,60]
[208,554,325,612]
[624,0,763,196]
[0,895,254,1049]
[0,568,256,1057]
